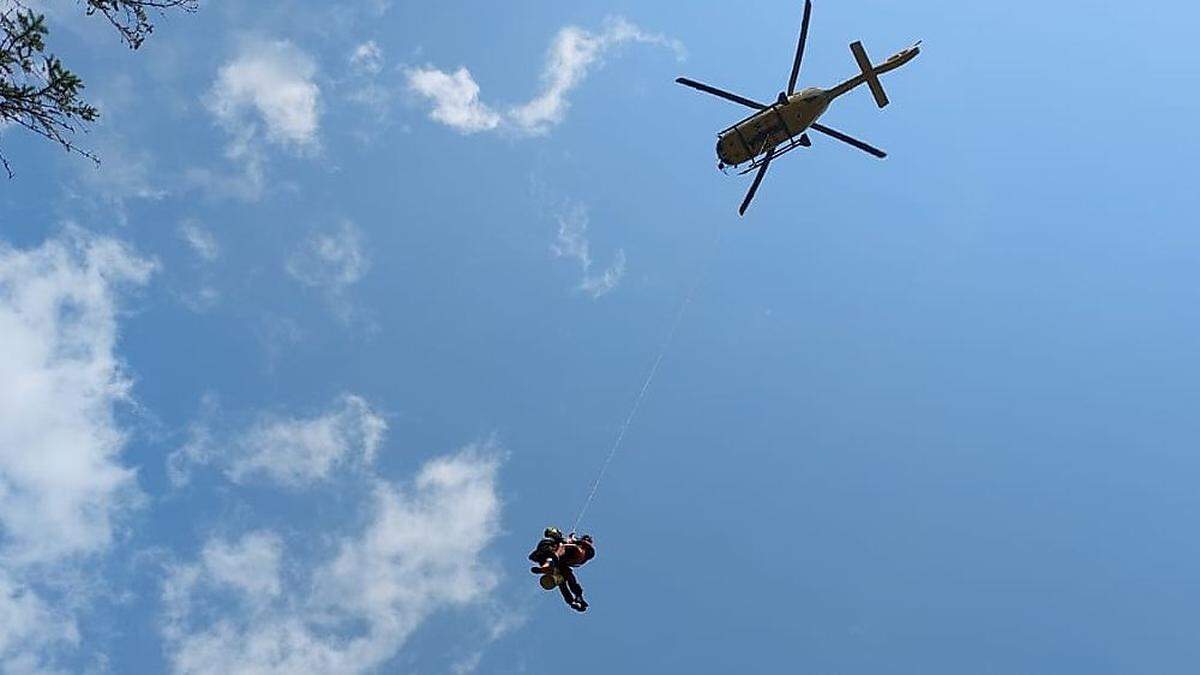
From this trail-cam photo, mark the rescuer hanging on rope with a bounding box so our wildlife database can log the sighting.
[529,527,596,612]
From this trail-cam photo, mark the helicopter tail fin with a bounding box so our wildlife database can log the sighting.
[850,41,889,108]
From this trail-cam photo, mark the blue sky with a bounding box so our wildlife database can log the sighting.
[2,0,1200,673]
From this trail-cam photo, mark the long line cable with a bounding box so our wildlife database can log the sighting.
[569,227,724,533]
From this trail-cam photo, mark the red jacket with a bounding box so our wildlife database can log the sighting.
[555,539,596,567]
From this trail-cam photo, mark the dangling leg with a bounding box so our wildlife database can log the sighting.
[560,567,587,612]
[557,575,576,607]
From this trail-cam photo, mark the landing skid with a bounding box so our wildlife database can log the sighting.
[737,133,811,175]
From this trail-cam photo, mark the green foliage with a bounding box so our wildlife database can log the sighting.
[0,1,195,177]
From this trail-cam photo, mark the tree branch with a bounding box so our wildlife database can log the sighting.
[0,1,192,175]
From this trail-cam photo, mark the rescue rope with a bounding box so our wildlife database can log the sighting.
[569,227,724,533]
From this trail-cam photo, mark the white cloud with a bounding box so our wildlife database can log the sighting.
[184,143,268,202]
[200,532,283,603]
[580,249,626,298]
[175,222,221,312]
[365,0,392,15]
[286,221,372,323]
[552,205,626,298]
[448,605,525,675]
[510,17,684,135]
[179,222,219,262]
[350,41,384,75]
[178,284,220,314]
[229,394,387,488]
[162,447,504,675]
[71,133,168,215]
[0,229,154,565]
[0,570,80,674]
[201,38,320,199]
[168,394,386,489]
[209,40,321,150]
[405,67,500,134]
[345,42,395,129]
[286,220,369,294]
[407,17,682,135]
[0,229,153,672]
[167,416,216,489]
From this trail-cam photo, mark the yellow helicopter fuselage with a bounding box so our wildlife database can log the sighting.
[715,42,920,168]
[717,88,829,167]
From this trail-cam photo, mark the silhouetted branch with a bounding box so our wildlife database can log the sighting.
[0,1,194,176]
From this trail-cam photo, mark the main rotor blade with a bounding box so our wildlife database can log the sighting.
[810,123,887,158]
[786,0,814,95]
[675,77,767,110]
[739,148,774,216]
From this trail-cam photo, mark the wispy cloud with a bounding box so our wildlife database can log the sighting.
[198,531,284,603]
[176,221,221,312]
[168,394,387,489]
[286,220,371,321]
[345,41,396,130]
[230,394,386,487]
[286,220,369,293]
[69,131,168,221]
[202,38,321,199]
[0,228,155,671]
[407,17,683,135]
[179,222,219,262]
[405,66,501,133]
[209,39,322,150]
[0,569,81,672]
[350,41,384,76]
[510,17,685,135]
[162,444,505,675]
[0,228,155,564]
[552,205,626,298]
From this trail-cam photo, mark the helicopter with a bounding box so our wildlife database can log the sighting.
[676,0,921,215]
